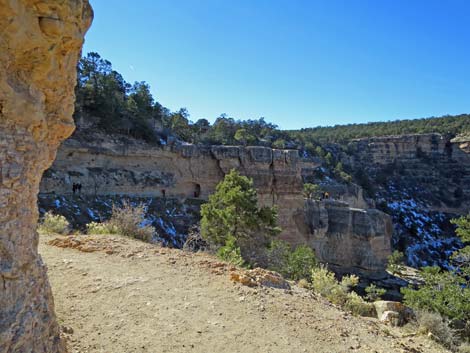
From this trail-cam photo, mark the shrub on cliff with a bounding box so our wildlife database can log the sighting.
[386,250,405,275]
[267,240,317,281]
[365,284,386,302]
[311,265,358,305]
[201,169,281,266]
[311,266,374,317]
[303,183,321,200]
[108,201,155,242]
[415,311,458,349]
[216,236,246,267]
[38,212,70,235]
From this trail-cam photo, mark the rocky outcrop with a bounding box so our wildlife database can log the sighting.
[451,133,470,155]
[304,200,393,278]
[0,1,92,352]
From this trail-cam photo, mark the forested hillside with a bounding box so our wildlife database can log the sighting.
[74,52,470,148]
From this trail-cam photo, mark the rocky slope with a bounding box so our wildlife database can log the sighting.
[39,132,393,277]
[0,1,92,351]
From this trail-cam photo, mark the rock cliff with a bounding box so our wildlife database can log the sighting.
[304,200,392,278]
[347,133,470,268]
[39,133,393,277]
[349,133,470,213]
[40,134,310,245]
[0,1,92,352]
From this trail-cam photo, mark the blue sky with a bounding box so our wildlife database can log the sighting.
[84,0,470,129]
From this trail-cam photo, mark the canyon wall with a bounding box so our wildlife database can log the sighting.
[349,133,470,213]
[39,134,393,277]
[40,135,310,245]
[0,1,92,352]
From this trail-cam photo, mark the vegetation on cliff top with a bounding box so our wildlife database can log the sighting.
[75,52,470,147]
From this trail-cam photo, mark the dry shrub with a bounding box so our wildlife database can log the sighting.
[344,292,376,317]
[39,212,70,235]
[183,226,209,252]
[416,311,457,349]
[86,221,119,235]
[311,265,358,305]
[86,201,155,242]
[108,201,155,242]
[459,343,470,353]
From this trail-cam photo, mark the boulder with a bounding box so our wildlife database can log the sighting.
[374,301,414,326]
[380,311,401,326]
[230,268,290,290]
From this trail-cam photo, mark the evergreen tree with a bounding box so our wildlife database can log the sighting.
[200,170,281,264]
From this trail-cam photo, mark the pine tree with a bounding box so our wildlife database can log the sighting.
[200,169,281,264]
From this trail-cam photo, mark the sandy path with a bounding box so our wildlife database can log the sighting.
[39,233,448,353]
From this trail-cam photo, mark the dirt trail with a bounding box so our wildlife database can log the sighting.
[39,233,448,353]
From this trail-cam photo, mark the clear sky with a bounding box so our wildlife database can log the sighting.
[83,0,470,129]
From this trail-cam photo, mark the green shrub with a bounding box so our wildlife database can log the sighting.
[266,239,291,274]
[217,236,245,267]
[340,274,359,290]
[387,250,405,274]
[38,212,70,235]
[310,266,375,317]
[344,292,376,317]
[286,245,318,281]
[365,284,386,302]
[266,240,317,281]
[402,266,470,323]
[303,183,321,200]
[415,311,457,349]
[86,221,119,235]
[311,266,350,305]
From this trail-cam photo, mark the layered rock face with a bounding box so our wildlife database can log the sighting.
[40,136,309,244]
[347,133,470,268]
[349,133,470,213]
[305,200,392,278]
[40,134,393,276]
[0,1,92,352]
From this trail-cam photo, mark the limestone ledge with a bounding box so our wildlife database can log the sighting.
[350,133,470,165]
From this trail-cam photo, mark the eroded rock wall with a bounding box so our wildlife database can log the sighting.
[39,134,393,275]
[304,200,392,278]
[0,1,92,351]
[40,136,309,244]
[349,133,470,213]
